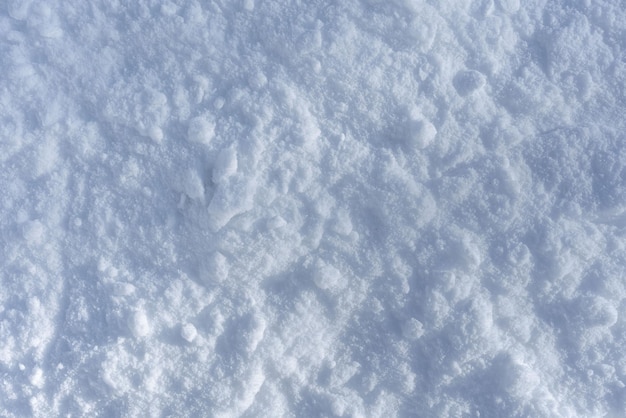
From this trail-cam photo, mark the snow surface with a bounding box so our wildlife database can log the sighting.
[1,0,626,417]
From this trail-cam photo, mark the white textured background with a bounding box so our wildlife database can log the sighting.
[1,0,626,416]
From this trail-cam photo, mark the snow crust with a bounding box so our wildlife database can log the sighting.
[1,0,626,417]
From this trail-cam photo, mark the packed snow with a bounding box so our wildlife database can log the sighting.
[1,0,626,417]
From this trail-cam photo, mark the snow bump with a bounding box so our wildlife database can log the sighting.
[402,318,425,341]
[207,177,256,231]
[182,169,205,201]
[128,310,151,339]
[453,69,486,96]
[405,116,437,149]
[201,251,230,284]
[313,261,345,291]
[180,323,198,343]
[187,116,216,145]
[213,147,238,184]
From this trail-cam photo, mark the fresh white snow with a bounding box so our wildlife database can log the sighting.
[1,0,626,417]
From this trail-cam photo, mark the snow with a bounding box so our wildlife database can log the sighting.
[212,146,238,184]
[313,260,345,291]
[187,115,216,146]
[128,310,151,339]
[405,115,438,149]
[1,0,626,417]
[180,323,198,343]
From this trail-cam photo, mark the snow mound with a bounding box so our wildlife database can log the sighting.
[128,310,151,339]
[187,116,216,146]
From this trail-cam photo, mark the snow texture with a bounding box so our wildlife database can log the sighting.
[1,0,626,417]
